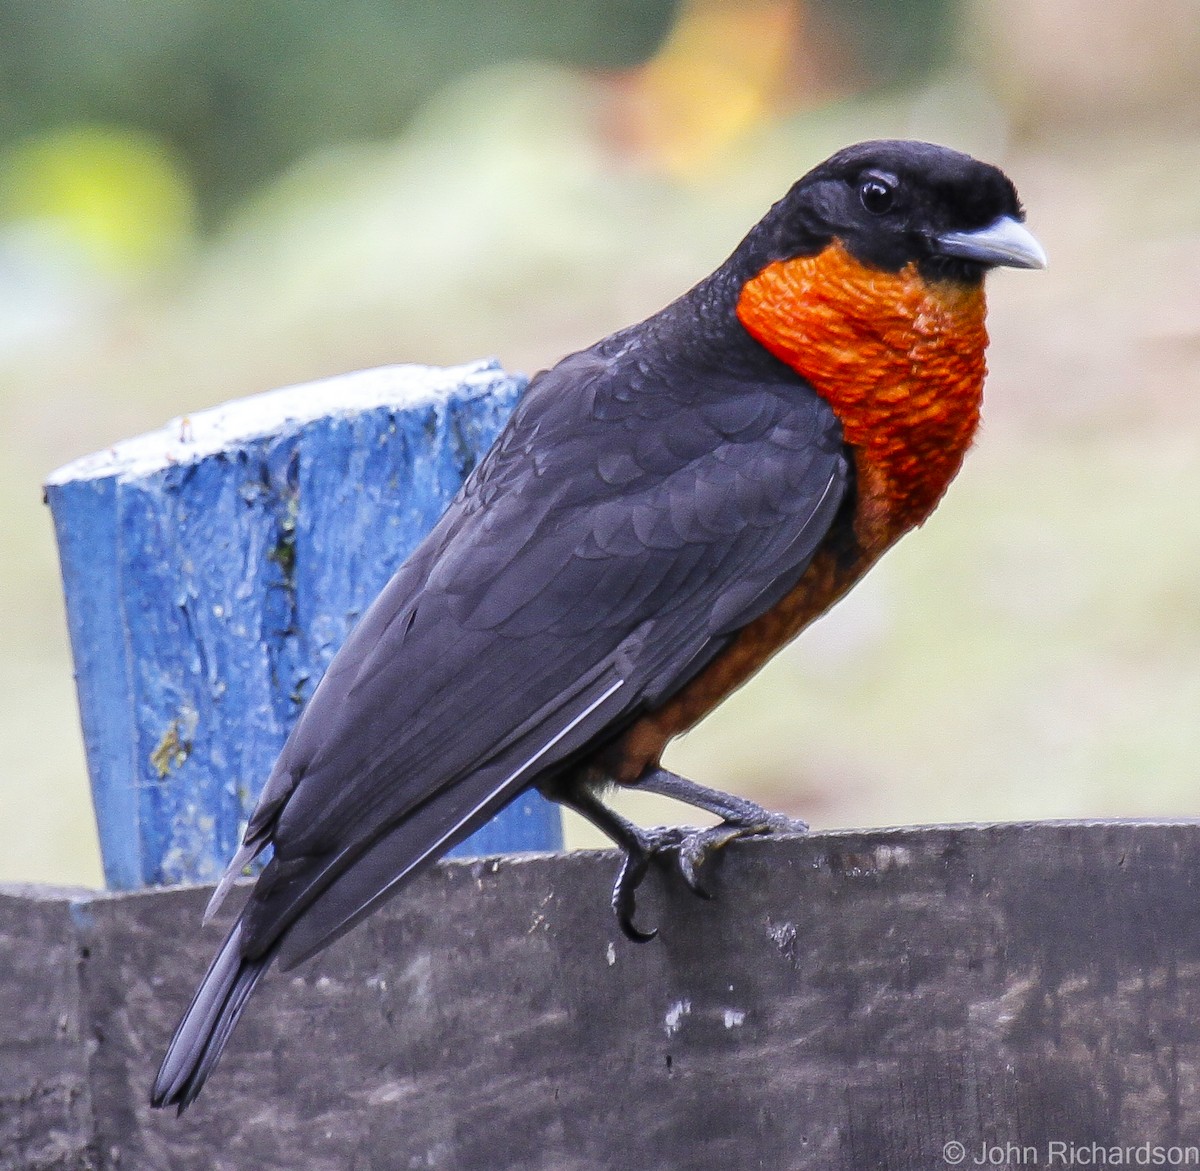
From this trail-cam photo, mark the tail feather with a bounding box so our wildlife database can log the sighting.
[152,667,632,1110]
[151,921,275,1114]
[202,837,261,925]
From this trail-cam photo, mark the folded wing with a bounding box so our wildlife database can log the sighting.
[154,344,848,1110]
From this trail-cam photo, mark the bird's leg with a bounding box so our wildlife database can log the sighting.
[632,766,809,832]
[629,766,809,895]
[550,783,695,944]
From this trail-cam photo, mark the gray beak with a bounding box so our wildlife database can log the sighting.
[935,215,1048,270]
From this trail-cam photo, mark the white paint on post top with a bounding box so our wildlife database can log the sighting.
[46,360,506,485]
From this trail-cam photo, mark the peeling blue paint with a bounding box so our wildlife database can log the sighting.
[46,361,563,889]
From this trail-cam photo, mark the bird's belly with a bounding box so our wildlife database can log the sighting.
[599,545,871,784]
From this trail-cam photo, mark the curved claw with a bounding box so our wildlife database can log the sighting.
[607,815,806,942]
[612,849,657,943]
[676,837,713,898]
[677,866,713,900]
[677,823,759,897]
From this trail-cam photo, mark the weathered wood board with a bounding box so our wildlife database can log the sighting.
[4,822,1200,1169]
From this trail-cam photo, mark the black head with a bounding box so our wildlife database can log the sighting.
[737,139,1045,284]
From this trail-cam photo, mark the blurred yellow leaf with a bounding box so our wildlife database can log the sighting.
[622,0,802,175]
[0,125,197,273]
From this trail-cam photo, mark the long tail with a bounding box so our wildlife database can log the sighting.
[151,920,275,1114]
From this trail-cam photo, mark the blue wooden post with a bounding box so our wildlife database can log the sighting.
[45,360,564,890]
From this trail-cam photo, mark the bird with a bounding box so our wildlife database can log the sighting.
[152,139,1045,1113]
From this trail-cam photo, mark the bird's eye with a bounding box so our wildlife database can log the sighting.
[859,174,896,215]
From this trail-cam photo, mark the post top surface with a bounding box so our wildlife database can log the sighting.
[45,359,516,487]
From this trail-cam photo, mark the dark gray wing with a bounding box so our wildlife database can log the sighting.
[221,348,848,963]
[154,346,847,1110]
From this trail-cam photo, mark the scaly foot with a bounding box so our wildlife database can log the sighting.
[547,772,809,942]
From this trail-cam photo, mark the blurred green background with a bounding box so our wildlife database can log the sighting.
[2,0,1199,887]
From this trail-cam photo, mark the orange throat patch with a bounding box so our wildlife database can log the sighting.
[736,240,988,548]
